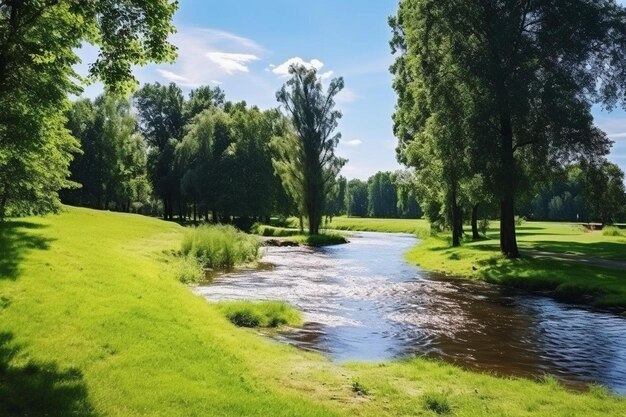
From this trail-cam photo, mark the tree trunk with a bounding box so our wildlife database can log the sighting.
[298,215,304,233]
[163,198,168,220]
[212,209,218,224]
[451,188,461,247]
[472,204,480,240]
[496,79,519,258]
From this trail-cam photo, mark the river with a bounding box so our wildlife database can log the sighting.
[195,232,626,394]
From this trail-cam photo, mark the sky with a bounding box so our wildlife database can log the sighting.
[78,0,626,180]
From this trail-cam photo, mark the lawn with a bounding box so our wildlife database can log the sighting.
[324,216,430,234]
[0,207,624,416]
[406,221,626,310]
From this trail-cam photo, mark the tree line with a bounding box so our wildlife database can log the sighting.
[62,65,348,233]
[390,0,626,257]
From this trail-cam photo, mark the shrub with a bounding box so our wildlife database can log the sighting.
[515,215,526,226]
[351,379,369,396]
[602,226,624,237]
[296,233,347,246]
[181,224,260,269]
[421,392,452,415]
[176,256,204,284]
[217,301,302,328]
[479,218,490,236]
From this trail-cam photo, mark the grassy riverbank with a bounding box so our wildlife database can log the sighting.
[406,222,626,310]
[325,216,429,234]
[0,207,624,416]
[254,224,348,246]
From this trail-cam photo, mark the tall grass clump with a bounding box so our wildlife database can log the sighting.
[602,226,624,237]
[217,301,302,328]
[181,224,260,269]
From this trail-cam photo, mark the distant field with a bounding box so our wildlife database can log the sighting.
[323,216,429,234]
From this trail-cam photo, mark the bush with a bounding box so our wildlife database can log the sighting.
[252,225,301,237]
[296,233,347,246]
[479,218,490,236]
[421,392,452,415]
[176,255,205,284]
[181,224,260,269]
[217,301,302,328]
[515,215,526,226]
[602,226,624,237]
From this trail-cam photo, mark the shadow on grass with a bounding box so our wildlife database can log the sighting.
[522,241,626,261]
[0,332,98,417]
[0,220,54,281]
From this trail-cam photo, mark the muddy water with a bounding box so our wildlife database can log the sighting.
[195,232,626,393]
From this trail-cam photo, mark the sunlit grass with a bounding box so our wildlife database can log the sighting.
[0,207,624,416]
[217,300,302,328]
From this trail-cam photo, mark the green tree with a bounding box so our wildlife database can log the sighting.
[368,171,397,218]
[582,161,626,225]
[274,65,346,234]
[346,179,368,217]
[0,0,177,220]
[134,83,185,220]
[391,0,624,256]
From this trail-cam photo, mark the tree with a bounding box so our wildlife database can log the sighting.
[582,161,626,225]
[368,171,397,217]
[63,95,151,212]
[391,169,422,218]
[326,175,347,220]
[274,65,346,234]
[390,0,625,256]
[134,83,185,220]
[0,0,177,220]
[346,179,368,217]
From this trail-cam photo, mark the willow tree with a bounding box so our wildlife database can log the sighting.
[0,0,177,220]
[273,65,346,235]
[391,0,625,257]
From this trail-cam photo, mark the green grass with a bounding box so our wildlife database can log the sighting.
[181,223,260,269]
[603,226,625,237]
[254,224,348,246]
[324,216,429,234]
[407,221,626,310]
[0,207,624,416]
[217,300,302,328]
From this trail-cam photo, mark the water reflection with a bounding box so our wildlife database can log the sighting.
[195,232,626,393]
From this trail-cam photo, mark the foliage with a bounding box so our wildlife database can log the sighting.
[181,224,260,269]
[421,392,452,415]
[217,301,302,328]
[367,171,397,217]
[63,95,151,212]
[273,65,346,234]
[390,0,626,257]
[602,226,624,237]
[0,0,177,220]
[582,161,626,225]
[346,179,368,217]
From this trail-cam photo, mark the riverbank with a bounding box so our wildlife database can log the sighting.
[327,217,626,311]
[0,207,624,416]
[406,222,626,311]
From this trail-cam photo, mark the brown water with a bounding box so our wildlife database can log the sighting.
[195,232,626,393]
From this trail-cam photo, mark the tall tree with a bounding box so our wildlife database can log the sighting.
[0,0,177,220]
[274,65,346,234]
[391,0,625,256]
[346,179,368,217]
[368,171,397,218]
[582,161,626,225]
[134,82,185,220]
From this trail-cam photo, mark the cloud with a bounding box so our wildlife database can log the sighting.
[154,28,264,88]
[343,139,363,147]
[608,131,626,139]
[206,52,258,74]
[271,57,325,77]
[335,87,357,103]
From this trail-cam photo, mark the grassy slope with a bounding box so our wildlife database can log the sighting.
[0,207,624,416]
[407,222,626,309]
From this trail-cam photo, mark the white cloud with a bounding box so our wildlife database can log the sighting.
[271,57,325,77]
[206,52,258,74]
[343,139,363,147]
[154,28,264,88]
[335,87,357,103]
[608,131,626,139]
[320,70,334,80]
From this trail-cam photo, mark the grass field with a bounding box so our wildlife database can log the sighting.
[0,207,624,416]
[324,216,429,234]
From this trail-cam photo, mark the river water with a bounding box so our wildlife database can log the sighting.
[195,232,626,393]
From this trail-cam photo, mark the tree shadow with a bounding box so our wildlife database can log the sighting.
[0,220,55,281]
[0,332,99,417]
[522,240,626,261]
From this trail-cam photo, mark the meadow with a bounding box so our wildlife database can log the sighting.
[0,207,624,416]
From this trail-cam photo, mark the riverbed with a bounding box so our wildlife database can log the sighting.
[195,232,626,394]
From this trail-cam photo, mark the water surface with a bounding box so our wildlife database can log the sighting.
[195,232,626,393]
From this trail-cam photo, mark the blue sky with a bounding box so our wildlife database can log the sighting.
[79,0,626,180]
